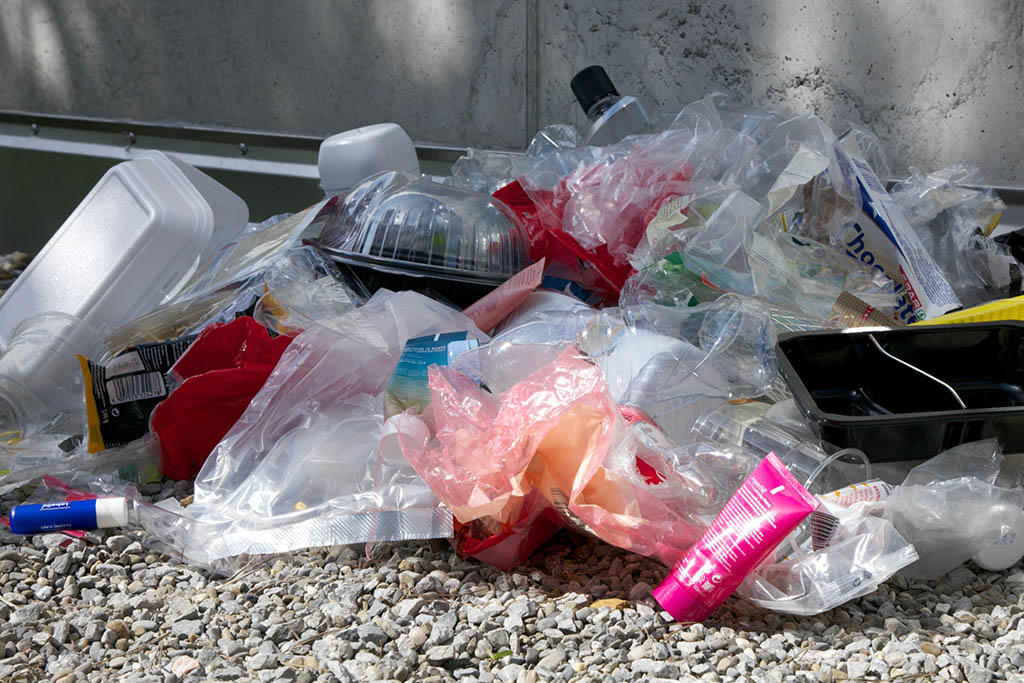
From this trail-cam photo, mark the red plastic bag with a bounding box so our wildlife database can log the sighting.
[151,317,292,480]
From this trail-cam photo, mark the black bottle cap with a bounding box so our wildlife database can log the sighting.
[571,66,619,114]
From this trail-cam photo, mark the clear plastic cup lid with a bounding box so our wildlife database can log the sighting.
[316,171,532,285]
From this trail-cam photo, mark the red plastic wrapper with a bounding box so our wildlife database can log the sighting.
[493,181,630,304]
[495,146,693,304]
[150,316,292,480]
[545,155,691,267]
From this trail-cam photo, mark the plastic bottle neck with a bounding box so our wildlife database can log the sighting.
[585,94,621,121]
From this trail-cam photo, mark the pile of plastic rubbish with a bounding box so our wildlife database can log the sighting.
[3,70,1024,622]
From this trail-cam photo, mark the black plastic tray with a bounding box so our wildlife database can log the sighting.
[336,262,497,309]
[777,322,1024,461]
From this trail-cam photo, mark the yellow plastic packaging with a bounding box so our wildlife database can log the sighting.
[915,294,1024,325]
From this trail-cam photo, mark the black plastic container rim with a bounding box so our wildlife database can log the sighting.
[776,321,1024,424]
[318,246,519,287]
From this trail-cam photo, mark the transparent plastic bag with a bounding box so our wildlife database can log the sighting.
[880,439,1024,579]
[890,164,1014,308]
[716,100,786,144]
[622,230,895,330]
[448,124,581,195]
[838,123,893,183]
[254,274,362,335]
[0,434,162,497]
[620,170,897,328]
[101,285,256,358]
[626,182,743,273]
[519,96,764,270]
[737,499,917,615]
[771,115,960,321]
[660,95,764,186]
[491,290,595,338]
[173,206,317,301]
[619,252,720,311]
[146,290,487,566]
[102,245,359,358]
[748,230,897,320]
[675,190,764,280]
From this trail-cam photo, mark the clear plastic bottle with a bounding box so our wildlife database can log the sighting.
[692,402,870,494]
[571,66,653,147]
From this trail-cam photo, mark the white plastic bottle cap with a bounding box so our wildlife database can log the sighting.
[318,123,420,196]
[95,497,130,528]
[972,506,1024,571]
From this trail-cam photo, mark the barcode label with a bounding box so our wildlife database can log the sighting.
[851,157,888,194]
[105,372,166,405]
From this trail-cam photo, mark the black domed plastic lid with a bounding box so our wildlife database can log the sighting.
[571,66,618,114]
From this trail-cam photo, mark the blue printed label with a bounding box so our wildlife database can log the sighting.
[540,276,602,305]
[384,332,478,417]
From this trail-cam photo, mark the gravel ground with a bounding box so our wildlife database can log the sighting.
[1,481,1024,683]
[0,252,30,293]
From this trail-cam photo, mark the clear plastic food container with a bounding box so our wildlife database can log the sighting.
[316,171,531,285]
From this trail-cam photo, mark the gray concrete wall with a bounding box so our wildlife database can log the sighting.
[1,0,1022,183]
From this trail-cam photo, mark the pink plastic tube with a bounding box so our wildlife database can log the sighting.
[654,452,819,621]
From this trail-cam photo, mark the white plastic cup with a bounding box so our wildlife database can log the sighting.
[0,313,100,437]
[318,123,420,197]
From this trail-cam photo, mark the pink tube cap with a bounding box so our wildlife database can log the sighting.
[653,572,712,622]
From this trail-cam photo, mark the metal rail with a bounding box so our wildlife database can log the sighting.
[0,110,468,178]
[1,109,1022,234]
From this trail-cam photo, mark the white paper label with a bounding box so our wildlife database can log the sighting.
[104,352,146,378]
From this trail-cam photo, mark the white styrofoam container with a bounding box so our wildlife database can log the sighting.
[147,151,250,303]
[0,151,220,348]
[155,151,249,254]
[0,151,249,435]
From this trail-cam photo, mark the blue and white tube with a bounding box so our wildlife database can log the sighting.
[9,497,130,534]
